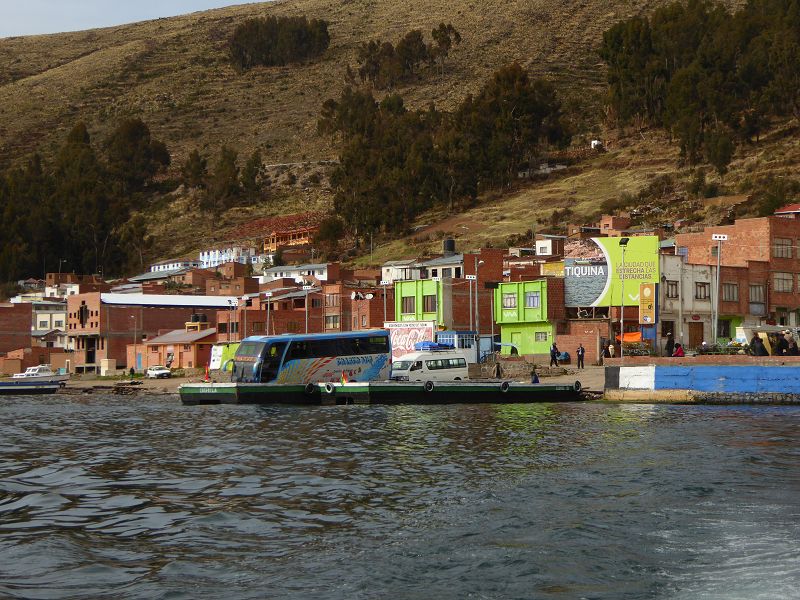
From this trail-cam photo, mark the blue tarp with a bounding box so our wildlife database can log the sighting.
[414,341,455,351]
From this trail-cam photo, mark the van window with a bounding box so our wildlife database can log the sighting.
[393,360,413,370]
[410,361,422,371]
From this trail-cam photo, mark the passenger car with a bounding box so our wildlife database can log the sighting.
[145,365,171,379]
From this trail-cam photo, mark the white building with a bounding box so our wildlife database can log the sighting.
[381,259,418,283]
[259,263,329,284]
[149,259,202,273]
[199,246,257,269]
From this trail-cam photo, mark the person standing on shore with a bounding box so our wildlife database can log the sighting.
[550,342,559,368]
[576,344,585,369]
[665,332,675,357]
[672,343,685,357]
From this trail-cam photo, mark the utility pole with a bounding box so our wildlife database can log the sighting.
[712,234,727,345]
[619,238,630,359]
[303,285,313,333]
[380,280,389,324]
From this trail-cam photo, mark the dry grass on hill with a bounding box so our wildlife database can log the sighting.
[0,0,769,266]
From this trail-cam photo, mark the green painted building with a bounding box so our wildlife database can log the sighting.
[394,279,448,326]
[494,280,553,355]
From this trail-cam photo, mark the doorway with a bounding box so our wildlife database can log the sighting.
[688,322,704,349]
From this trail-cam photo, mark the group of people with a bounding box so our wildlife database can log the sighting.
[549,342,587,369]
[749,330,799,356]
[664,333,684,357]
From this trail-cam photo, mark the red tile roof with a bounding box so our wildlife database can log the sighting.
[227,212,325,239]
[775,203,800,214]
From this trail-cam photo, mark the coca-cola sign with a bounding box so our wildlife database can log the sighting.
[384,321,436,360]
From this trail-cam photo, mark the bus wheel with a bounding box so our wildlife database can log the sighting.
[424,381,435,393]
[574,381,582,392]
[304,383,316,395]
[500,381,510,393]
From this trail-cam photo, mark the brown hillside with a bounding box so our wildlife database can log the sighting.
[0,0,743,171]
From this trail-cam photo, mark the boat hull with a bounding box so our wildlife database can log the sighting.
[179,380,583,406]
[0,381,62,395]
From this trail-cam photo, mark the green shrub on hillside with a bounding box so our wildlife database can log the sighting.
[229,16,330,70]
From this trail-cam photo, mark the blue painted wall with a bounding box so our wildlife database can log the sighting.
[654,366,800,393]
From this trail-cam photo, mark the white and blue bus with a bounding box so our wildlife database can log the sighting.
[230,330,391,384]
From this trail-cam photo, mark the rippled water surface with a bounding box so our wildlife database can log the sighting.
[2,396,800,599]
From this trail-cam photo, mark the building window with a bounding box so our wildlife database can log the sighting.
[423,294,437,312]
[325,315,340,329]
[774,271,793,292]
[38,321,48,328]
[502,293,517,308]
[722,283,738,302]
[183,345,191,350]
[431,269,438,277]
[718,319,732,338]
[54,320,63,328]
[695,282,710,299]
[325,294,338,307]
[534,331,548,342]
[773,237,793,258]
[749,284,765,303]
[311,298,322,308]
[218,323,228,334]
[666,280,679,298]
[401,296,415,314]
[455,267,462,278]
[252,322,265,333]
[361,315,367,327]
[442,268,452,278]
[524,291,540,308]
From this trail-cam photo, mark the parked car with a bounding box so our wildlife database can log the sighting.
[145,365,171,379]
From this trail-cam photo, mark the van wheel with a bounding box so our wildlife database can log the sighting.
[424,381,435,392]
[454,377,461,381]
[500,381,510,393]
[324,382,336,395]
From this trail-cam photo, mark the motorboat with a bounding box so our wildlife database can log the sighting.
[11,365,70,383]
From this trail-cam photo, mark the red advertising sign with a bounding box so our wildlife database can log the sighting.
[384,321,436,360]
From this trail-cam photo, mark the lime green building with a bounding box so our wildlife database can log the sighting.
[394,279,448,326]
[494,280,553,355]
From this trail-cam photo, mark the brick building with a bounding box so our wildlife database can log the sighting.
[129,326,217,371]
[0,302,34,354]
[676,215,800,328]
[67,293,236,373]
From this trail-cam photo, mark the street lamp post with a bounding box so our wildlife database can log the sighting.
[619,238,630,359]
[474,257,484,361]
[227,299,233,342]
[241,296,248,340]
[264,292,273,335]
[712,234,727,345]
[303,285,314,333]
[130,314,137,373]
[380,280,390,325]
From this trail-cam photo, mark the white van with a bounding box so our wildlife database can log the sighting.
[390,349,470,382]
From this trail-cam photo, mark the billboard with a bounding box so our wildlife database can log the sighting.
[384,321,436,360]
[564,236,659,307]
[639,283,656,324]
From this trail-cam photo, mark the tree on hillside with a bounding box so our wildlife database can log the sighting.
[314,215,345,257]
[705,127,734,177]
[181,149,208,189]
[229,16,330,70]
[204,146,240,214]
[105,118,170,195]
[240,149,264,203]
[55,123,120,275]
[431,23,461,76]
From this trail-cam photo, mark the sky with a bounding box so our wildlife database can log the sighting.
[0,1,257,38]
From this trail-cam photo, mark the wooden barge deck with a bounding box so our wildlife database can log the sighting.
[179,380,584,405]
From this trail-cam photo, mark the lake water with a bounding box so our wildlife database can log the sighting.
[1,396,800,599]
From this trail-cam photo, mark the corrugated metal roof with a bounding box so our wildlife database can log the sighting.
[775,203,800,214]
[262,263,327,274]
[146,328,217,345]
[100,293,238,307]
[128,268,188,282]
[415,254,464,268]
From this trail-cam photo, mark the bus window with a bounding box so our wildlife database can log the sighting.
[259,342,287,382]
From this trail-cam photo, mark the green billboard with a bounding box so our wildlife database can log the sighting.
[564,236,659,307]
